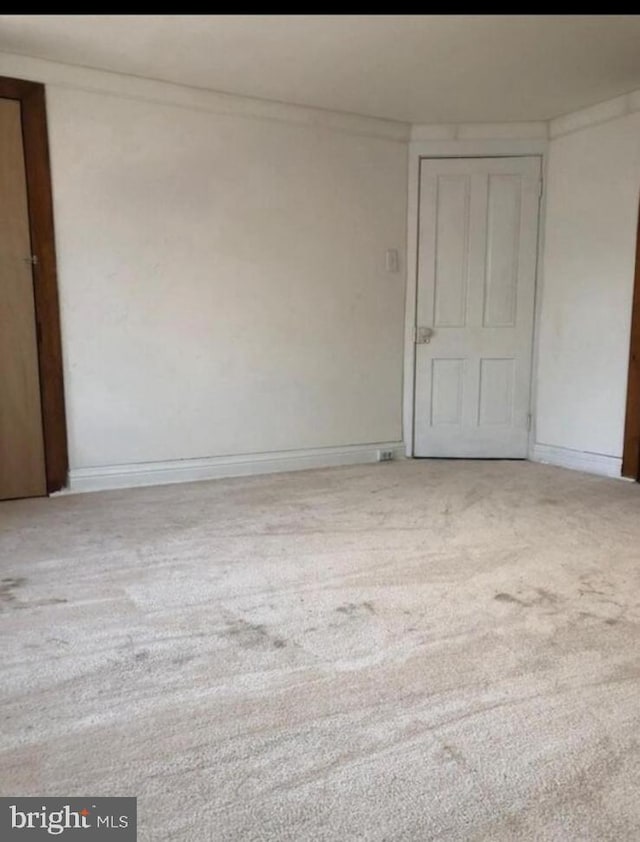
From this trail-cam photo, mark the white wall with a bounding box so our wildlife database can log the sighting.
[534,106,640,468]
[0,54,408,481]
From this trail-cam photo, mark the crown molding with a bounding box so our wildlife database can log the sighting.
[1,50,637,148]
[0,51,411,143]
[549,89,640,138]
[411,122,548,141]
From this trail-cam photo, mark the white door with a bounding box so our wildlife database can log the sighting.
[414,156,541,458]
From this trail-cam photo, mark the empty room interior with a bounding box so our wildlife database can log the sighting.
[2,13,640,840]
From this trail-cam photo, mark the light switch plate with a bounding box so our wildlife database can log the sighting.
[385,248,399,273]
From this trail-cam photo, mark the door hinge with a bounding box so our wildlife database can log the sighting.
[538,179,543,199]
[23,254,38,266]
[527,413,532,431]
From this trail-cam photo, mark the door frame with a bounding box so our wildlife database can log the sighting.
[403,134,548,457]
[0,75,68,493]
[622,195,640,480]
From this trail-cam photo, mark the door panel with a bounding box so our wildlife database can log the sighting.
[478,358,514,426]
[431,358,465,426]
[414,156,540,458]
[434,175,470,327]
[484,174,521,327]
[0,97,47,499]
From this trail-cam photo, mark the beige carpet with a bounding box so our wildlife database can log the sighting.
[1,460,640,840]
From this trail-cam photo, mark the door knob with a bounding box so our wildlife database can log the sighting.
[415,326,434,344]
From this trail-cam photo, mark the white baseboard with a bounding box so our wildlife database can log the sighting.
[531,443,622,479]
[62,442,405,494]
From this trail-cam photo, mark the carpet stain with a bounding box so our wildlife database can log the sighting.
[336,601,376,617]
[494,593,528,605]
[223,618,287,650]
[534,588,559,604]
[10,596,68,610]
[494,588,560,608]
[0,577,26,603]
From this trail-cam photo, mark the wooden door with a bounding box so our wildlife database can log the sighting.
[622,197,640,480]
[414,156,541,458]
[0,96,47,499]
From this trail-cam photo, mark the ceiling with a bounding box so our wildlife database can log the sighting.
[0,15,639,124]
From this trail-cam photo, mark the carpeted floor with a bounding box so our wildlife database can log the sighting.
[1,460,640,841]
